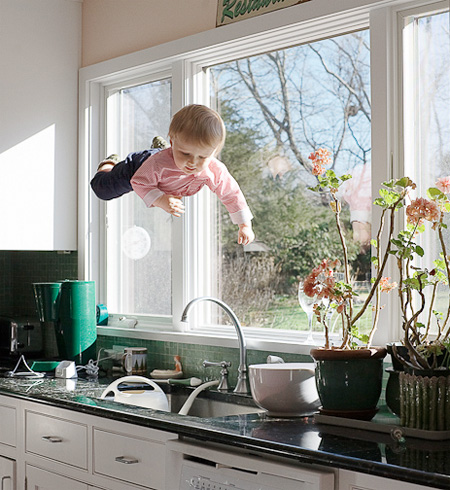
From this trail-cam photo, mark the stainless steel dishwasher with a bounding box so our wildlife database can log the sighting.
[166,439,335,490]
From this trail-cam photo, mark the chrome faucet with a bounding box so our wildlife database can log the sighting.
[181,297,249,394]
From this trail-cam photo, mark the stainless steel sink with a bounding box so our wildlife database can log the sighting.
[166,391,263,418]
[99,382,263,418]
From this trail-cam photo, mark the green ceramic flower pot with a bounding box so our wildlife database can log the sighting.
[385,368,401,416]
[399,371,450,430]
[310,347,387,421]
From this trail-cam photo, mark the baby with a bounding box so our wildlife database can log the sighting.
[91,105,254,246]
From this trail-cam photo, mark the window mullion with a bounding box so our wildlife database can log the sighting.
[172,61,215,331]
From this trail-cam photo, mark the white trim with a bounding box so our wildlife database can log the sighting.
[97,325,326,355]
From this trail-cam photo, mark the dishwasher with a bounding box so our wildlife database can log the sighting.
[166,439,335,490]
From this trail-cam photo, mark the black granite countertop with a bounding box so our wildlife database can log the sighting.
[0,376,449,489]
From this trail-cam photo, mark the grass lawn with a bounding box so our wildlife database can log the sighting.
[252,294,373,336]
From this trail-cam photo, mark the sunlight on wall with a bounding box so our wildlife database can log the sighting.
[0,125,55,247]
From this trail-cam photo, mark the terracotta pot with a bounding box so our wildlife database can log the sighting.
[310,347,387,421]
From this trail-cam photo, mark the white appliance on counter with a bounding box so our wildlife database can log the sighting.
[166,439,335,490]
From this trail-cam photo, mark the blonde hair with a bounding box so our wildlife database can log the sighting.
[168,104,226,152]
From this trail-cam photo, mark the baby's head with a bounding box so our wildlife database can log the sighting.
[168,104,226,154]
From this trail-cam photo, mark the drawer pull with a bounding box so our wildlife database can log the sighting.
[115,455,139,465]
[42,435,63,443]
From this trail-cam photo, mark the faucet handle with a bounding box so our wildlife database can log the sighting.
[202,360,231,391]
[202,360,231,369]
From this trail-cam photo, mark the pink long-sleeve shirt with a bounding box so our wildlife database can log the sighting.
[130,148,253,225]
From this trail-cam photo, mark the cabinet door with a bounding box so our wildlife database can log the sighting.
[0,456,15,490]
[0,403,16,448]
[26,465,87,490]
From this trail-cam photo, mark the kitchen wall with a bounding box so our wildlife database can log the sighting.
[81,0,217,67]
[0,0,80,251]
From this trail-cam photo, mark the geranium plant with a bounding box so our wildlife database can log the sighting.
[303,149,414,350]
[390,177,450,371]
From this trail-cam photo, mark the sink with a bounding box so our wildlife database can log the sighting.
[166,391,263,418]
[98,382,263,418]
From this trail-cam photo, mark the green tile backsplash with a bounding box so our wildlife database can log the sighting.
[0,251,78,316]
[0,250,390,404]
[96,334,313,385]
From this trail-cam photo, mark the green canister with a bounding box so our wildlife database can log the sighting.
[56,280,97,364]
[33,282,61,322]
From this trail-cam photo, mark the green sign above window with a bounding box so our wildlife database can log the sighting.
[217,0,312,27]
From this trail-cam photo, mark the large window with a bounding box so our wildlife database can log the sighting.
[209,30,372,338]
[80,0,450,349]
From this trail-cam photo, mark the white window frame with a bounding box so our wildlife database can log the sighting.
[78,0,448,354]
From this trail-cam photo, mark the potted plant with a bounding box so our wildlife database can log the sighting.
[304,149,414,420]
[388,178,450,430]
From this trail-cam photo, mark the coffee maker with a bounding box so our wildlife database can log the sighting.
[33,281,97,364]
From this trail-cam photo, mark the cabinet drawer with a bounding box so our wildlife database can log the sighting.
[25,410,88,469]
[0,403,16,447]
[93,428,166,489]
[26,464,88,490]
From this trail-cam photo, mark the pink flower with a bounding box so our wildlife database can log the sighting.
[303,259,342,303]
[436,176,450,194]
[379,277,397,293]
[406,197,441,226]
[309,148,332,175]
[312,163,326,176]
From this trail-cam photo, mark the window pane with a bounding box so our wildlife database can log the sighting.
[406,11,450,190]
[209,30,372,335]
[105,79,172,316]
[403,10,450,331]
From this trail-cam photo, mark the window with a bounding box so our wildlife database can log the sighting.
[79,0,450,350]
[104,78,172,317]
[401,4,450,331]
[209,30,372,338]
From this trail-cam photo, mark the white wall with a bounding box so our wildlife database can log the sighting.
[0,0,81,250]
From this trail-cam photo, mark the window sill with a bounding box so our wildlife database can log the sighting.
[97,324,325,356]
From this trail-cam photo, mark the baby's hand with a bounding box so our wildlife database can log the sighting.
[154,195,185,217]
[238,224,255,246]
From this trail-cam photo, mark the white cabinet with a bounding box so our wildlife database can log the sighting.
[25,410,88,470]
[339,469,436,490]
[0,0,80,250]
[93,427,168,489]
[0,456,16,490]
[0,403,16,448]
[0,395,176,490]
[0,392,445,490]
[26,465,87,490]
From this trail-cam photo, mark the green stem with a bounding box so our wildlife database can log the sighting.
[352,205,394,326]
[438,223,450,340]
[333,194,353,339]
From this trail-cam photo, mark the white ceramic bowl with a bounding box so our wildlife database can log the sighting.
[248,363,320,417]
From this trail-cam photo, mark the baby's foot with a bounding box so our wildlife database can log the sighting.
[151,136,170,149]
[97,154,121,170]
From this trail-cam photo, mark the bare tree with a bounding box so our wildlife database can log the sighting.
[211,31,371,177]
